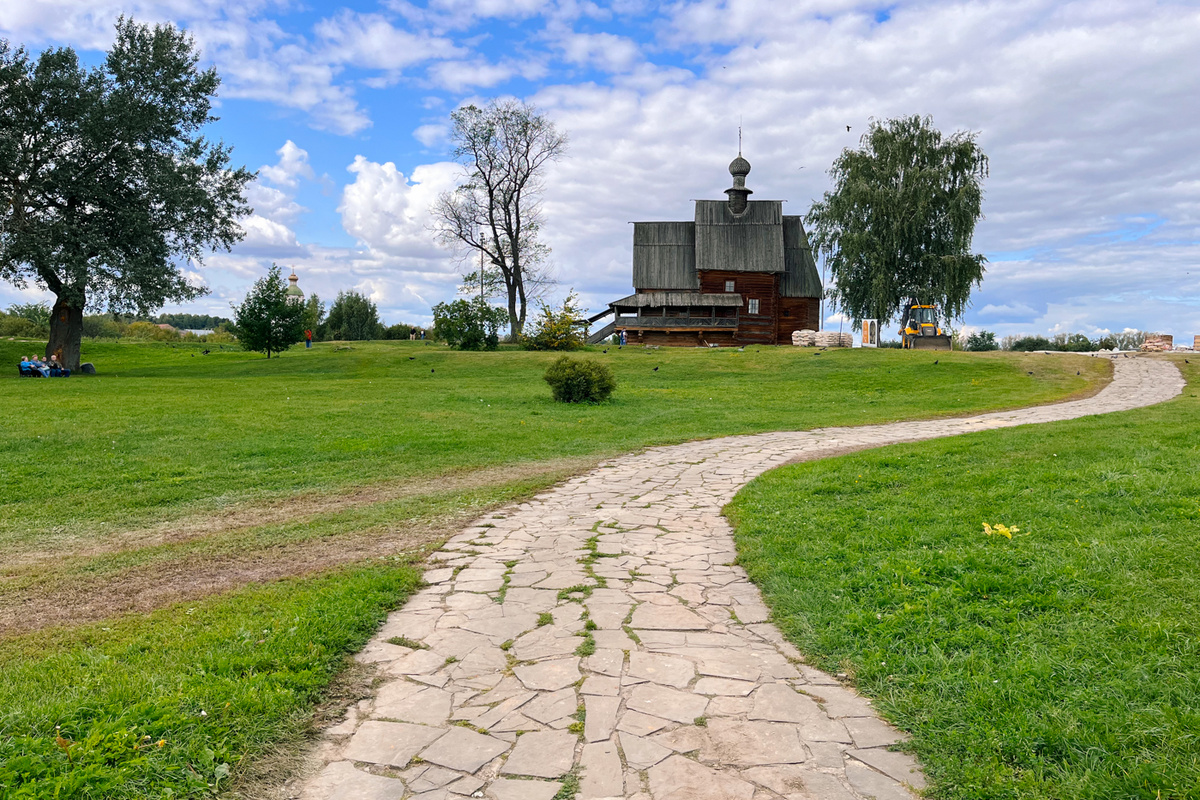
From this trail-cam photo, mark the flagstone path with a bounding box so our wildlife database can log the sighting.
[293,356,1183,800]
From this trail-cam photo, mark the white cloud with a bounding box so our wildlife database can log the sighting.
[427,59,521,91]
[233,141,314,259]
[339,156,461,260]
[235,214,301,253]
[313,10,460,71]
[245,182,303,224]
[977,303,1039,320]
[211,46,372,135]
[413,123,451,147]
[388,0,554,32]
[554,30,641,72]
[259,140,314,188]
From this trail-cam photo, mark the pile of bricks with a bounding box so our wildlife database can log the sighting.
[1141,333,1174,352]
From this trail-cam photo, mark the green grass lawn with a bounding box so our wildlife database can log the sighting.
[0,338,1102,550]
[728,357,1198,800]
[0,336,1108,798]
[0,560,422,800]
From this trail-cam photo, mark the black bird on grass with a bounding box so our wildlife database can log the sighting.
[202,348,210,355]
[431,368,435,373]
[409,356,415,360]
[1027,371,1034,375]
[603,349,608,353]
[653,366,659,372]
[933,360,939,365]
[1077,371,1081,375]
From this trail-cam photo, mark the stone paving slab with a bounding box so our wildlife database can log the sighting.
[290,357,1182,799]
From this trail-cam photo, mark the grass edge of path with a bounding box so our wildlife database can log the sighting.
[727,356,1199,800]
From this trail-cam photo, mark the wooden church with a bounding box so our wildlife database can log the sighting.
[593,153,822,346]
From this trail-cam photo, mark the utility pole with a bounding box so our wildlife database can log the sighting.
[477,221,485,303]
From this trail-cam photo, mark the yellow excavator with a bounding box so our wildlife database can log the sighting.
[901,304,952,350]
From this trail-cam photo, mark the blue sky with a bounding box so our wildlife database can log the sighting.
[2,0,1199,341]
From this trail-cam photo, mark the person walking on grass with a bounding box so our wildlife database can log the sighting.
[305,329,313,349]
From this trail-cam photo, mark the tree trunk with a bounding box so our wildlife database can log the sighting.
[47,297,84,371]
[507,286,522,339]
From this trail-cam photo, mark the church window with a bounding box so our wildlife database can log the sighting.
[725,280,735,292]
[748,298,760,314]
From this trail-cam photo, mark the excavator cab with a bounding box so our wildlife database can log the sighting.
[902,304,952,350]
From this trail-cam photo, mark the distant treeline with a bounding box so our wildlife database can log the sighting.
[154,313,232,330]
[964,330,1150,352]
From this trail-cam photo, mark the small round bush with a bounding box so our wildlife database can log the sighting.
[543,356,616,403]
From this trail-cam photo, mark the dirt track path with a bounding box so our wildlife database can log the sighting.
[291,356,1183,800]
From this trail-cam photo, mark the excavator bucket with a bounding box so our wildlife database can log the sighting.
[908,335,952,351]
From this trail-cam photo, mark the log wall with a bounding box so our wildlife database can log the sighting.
[776,297,820,342]
[699,270,778,345]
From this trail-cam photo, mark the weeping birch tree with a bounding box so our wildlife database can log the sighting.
[807,115,988,326]
[433,100,567,338]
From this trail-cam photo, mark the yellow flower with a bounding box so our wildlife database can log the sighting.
[983,522,1020,540]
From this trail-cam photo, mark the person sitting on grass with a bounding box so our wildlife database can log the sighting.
[19,356,37,377]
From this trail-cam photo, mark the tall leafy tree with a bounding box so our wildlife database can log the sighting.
[301,293,325,338]
[0,19,253,369]
[432,298,507,351]
[6,302,50,328]
[232,265,304,358]
[433,100,567,338]
[807,115,989,326]
[325,291,382,341]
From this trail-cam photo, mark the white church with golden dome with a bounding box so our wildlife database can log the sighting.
[285,270,305,304]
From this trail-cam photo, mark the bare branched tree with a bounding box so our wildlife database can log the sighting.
[433,100,567,338]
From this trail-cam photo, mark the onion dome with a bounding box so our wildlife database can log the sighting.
[725,152,753,214]
[286,271,304,297]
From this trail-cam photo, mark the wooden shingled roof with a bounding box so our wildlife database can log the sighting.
[632,222,700,291]
[694,200,786,274]
[625,157,822,300]
[781,216,822,298]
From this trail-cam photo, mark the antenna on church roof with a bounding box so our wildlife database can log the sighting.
[738,120,743,155]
